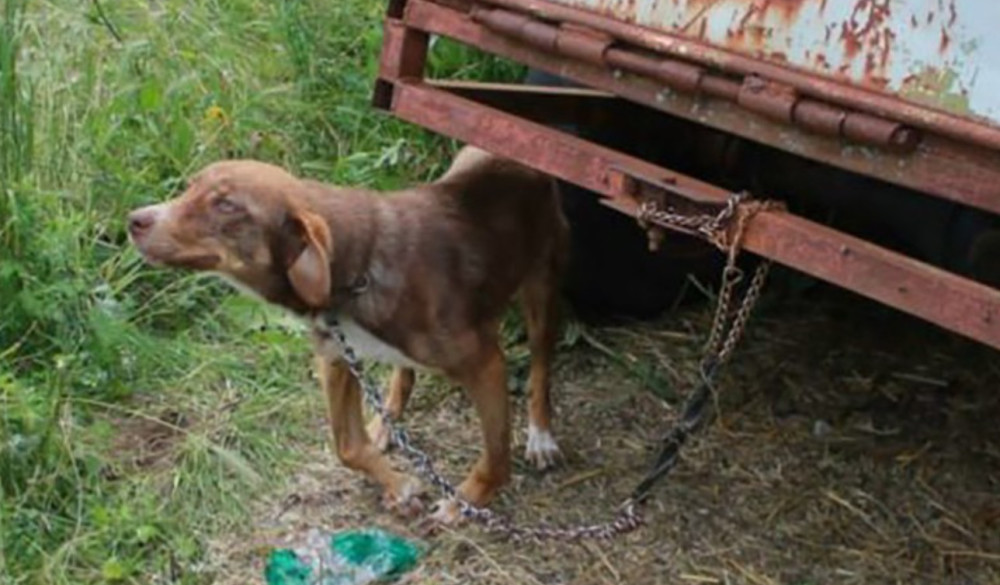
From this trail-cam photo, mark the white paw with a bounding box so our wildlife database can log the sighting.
[366,415,391,452]
[524,424,562,470]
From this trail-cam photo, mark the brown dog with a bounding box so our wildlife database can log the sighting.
[127,146,569,523]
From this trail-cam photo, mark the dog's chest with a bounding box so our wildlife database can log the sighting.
[311,315,421,369]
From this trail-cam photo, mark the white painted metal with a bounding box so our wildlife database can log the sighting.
[549,0,1000,126]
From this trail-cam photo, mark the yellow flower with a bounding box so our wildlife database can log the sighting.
[204,105,229,125]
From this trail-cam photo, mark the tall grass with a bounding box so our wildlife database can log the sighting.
[1,0,32,325]
[0,1,522,582]
[1,0,32,184]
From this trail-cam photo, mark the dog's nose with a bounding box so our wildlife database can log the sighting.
[128,208,156,237]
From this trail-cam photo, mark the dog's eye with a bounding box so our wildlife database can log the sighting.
[213,197,242,214]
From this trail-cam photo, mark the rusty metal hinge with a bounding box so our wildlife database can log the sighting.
[472,5,921,153]
[471,7,611,65]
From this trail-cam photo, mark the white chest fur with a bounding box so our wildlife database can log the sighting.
[311,315,421,369]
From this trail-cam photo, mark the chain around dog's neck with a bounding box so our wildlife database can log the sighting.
[338,273,370,299]
[317,272,370,323]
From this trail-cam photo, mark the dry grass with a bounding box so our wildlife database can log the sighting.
[206,279,1000,585]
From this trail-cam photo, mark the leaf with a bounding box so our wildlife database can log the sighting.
[138,80,162,112]
[101,558,126,582]
[91,505,111,528]
[135,524,158,544]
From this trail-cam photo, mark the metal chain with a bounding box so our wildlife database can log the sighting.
[625,196,778,506]
[321,191,776,542]
[686,199,776,365]
[324,324,644,541]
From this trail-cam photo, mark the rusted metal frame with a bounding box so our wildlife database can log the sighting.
[380,78,1000,350]
[475,0,1000,153]
[374,16,430,109]
[430,84,725,236]
[427,80,623,128]
[400,0,1000,218]
[471,6,920,152]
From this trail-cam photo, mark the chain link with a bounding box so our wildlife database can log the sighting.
[321,190,777,542]
[624,195,779,507]
[323,324,644,542]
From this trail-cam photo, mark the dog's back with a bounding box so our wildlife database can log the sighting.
[341,146,568,363]
[435,145,569,273]
[422,146,568,321]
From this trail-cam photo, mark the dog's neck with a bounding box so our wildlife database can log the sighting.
[294,184,385,323]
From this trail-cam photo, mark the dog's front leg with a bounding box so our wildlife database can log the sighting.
[315,354,422,516]
[429,341,512,525]
[366,367,415,452]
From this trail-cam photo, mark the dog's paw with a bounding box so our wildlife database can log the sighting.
[366,415,391,453]
[381,478,424,519]
[417,499,463,536]
[524,424,562,470]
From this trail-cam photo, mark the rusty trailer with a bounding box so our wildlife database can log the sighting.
[373,0,1000,351]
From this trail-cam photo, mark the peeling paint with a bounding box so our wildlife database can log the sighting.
[553,0,1000,126]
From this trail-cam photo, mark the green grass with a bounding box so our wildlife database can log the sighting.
[0,1,524,582]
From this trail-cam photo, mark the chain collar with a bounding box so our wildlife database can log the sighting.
[316,274,371,325]
[336,273,370,300]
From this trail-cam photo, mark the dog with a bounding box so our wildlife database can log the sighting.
[127,146,569,524]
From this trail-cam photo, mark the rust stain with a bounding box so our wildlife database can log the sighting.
[721,0,808,54]
[845,0,891,41]
[747,24,768,46]
[867,75,889,89]
[766,0,806,23]
[836,0,895,82]
[939,27,951,54]
[600,0,938,94]
[864,52,877,77]
[879,28,895,69]
[679,0,721,33]
[738,3,758,30]
[839,21,861,60]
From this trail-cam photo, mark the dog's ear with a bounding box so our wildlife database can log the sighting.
[283,209,332,308]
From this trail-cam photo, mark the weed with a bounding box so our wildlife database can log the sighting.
[0,1,518,582]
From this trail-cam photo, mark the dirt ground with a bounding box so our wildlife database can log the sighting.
[207,272,1000,585]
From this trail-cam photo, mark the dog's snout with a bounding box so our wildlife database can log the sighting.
[128,207,158,238]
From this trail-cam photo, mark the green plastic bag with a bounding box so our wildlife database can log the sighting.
[265,528,422,585]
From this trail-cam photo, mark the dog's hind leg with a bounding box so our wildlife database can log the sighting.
[519,265,564,470]
[429,339,512,525]
[519,194,567,471]
[366,366,415,452]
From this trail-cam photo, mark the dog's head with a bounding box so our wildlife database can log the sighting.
[128,160,333,310]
